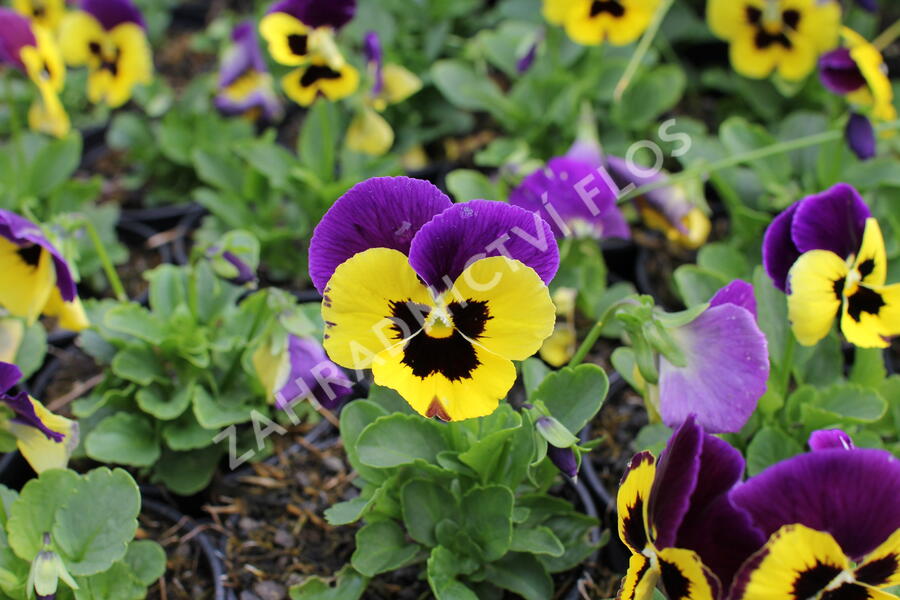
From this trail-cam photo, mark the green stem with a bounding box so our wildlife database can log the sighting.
[873,18,900,51]
[82,218,127,301]
[613,0,675,102]
[568,300,631,367]
[617,120,900,204]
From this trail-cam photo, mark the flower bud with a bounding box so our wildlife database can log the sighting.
[535,416,578,448]
[547,444,578,479]
[26,534,78,599]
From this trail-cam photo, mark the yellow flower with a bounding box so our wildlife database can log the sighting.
[281,58,359,106]
[542,0,662,46]
[12,0,65,31]
[372,63,422,111]
[539,287,577,367]
[346,106,395,156]
[707,0,841,81]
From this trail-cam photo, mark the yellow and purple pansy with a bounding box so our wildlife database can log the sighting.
[12,0,65,31]
[0,210,87,331]
[59,0,153,108]
[253,334,353,411]
[0,361,78,473]
[309,176,558,421]
[215,21,283,122]
[729,440,900,600]
[763,184,900,348]
[655,280,769,434]
[542,0,662,46]
[0,8,69,138]
[707,0,841,81]
[616,415,764,600]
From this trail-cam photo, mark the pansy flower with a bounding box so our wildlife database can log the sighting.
[310,177,558,421]
[215,21,283,122]
[12,0,65,31]
[0,210,86,330]
[509,145,630,241]
[254,334,353,411]
[763,184,900,348]
[542,0,663,46]
[729,445,900,599]
[280,55,359,107]
[616,415,764,600]
[0,9,69,138]
[655,280,769,434]
[707,0,841,81]
[820,28,896,123]
[0,361,78,473]
[259,0,356,67]
[59,0,153,108]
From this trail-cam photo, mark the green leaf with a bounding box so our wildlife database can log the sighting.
[13,321,46,380]
[192,387,259,429]
[298,101,340,181]
[237,140,297,190]
[521,358,550,400]
[533,364,609,433]
[510,526,565,557]
[104,303,166,345]
[351,520,419,577]
[85,413,161,467]
[53,468,141,576]
[8,470,80,561]
[324,496,372,526]
[145,265,188,316]
[401,479,459,546]
[445,170,497,202]
[427,546,479,600]
[815,383,887,423]
[26,132,82,197]
[162,409,215,451]
[746,426,803,476]
[357,414,448,468]
[849,348,887,388]
[192,148,245,192]
[110,344,165,386]
[339,400,390,482]
[123,540,166,586]
[611,65,686,128]
[74,560,145,600]
[431,60,509,117]
[289,565,369,600]
[137,382,194,421]
[719,116,792,187]
[483,553,552,600]
[697,243,749,280]
[752,266,789,366]
[462,486,513,562]
[153,446,222,496]
[673,265,729,307]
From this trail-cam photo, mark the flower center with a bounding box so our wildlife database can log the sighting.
[589,0,625,18]
[745,5,800,49]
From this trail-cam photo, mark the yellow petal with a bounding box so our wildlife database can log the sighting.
[539,323,576,367]
[617,451,656,554]
[27,85,70,138]
[618,553,660,600]
[252,338,290,402]
[9,398,78,474]
[775,36,817,82]
[728,31,780,80]
[103,23,153,108]
[656,547,719,600]
[856,528,900,589]
[381,63,422,104]
[0,318,25,364]
[791,0,841,53]
[707,0,761,41]
[259,12,312,66]
[41,288,88,331]
[542,0,571,25]
[0,237,56,324]
[321,248,432,371]
[448,256,555,361]
[346,107,394,156]
[20,25,66,92]
[58,11,105,66]
[851,218,887,287]
[282,62,359,106]
[564,0,660,46]
[787,249,848,346]
[13,0,66,31]
[731,524,849,600]
[841,283,900,349]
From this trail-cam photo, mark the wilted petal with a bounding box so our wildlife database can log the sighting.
[846,112,877,160]
[605,155,693,232]
[408,200,560,291]
[730,448,900,560]
[791,183,870,259]
[307,177,452,293]
[659,303,769,433]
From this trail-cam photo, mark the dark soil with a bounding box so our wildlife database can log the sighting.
[141,507,219,600]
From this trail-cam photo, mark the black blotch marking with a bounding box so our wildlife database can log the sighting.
[590,0,625,17]
[755,29,792,49]
[746,6,762,24]
[855,554,898,587]
[821,583,872,600]
[783,9,801,30]
[833,278,846,301]
[792,562,843,599]
[660,558,692,600]
[448,301,491,339]
[620,494,649,552]
[857,258,875,280]
[16,244,42,268]
[846,287,886,322]
[287,33,308,56]
[300,65,342,88]
[89,41,102,55]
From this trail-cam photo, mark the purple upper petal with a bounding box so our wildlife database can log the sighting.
[363,31,384,96]
[1,389,65,443]
[808,429,855,451]
[408,200,560,291]
[0,210,76,302]
[659,304,769,434]
[791,183,870,259]
[730,448,900,560]
[266,0,356,29]
[308,177,452,293]
[762,201,801,293]
[0,9,35,71]
[0,362,22,395]
[80,0,146,30]
[819,48,867,95]
[219,21,268,89]
[605,155,692,232]
[649,415,703,549]
[709,280,757,319]
[276,336,353,410]
[845,113,877,161]
[509,158,630,241]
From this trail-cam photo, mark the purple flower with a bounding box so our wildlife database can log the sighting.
[762,183,870,293]
[657,280,769,434]
[265,0,356,30]
[819,47,868,95]
[363,31,383,95]
[508,148,630,241]
[808,428,855,451]
[616,416,764,598]
[275,336,353,411]
[845,112,876,160]
[0,9,36,72]
[310,176,559,421]
[215,21,283,121]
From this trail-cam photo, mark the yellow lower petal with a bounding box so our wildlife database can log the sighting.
[252,338,290,401]
[322,248,432,371]
[345,108,394,156]
[729,32,780,80]
[448,256,555,361]
[42,288,88,331]
[282,62,359,106]
[656,547,719,600]
[857,529,900,588]
[618,553,660,600]
[0,237,55,324]
[58,11,105,66]
[841,283,900,349]
[9,398,77,473]
[372,341,515,421]
[787,250,848,346]
[617,451,656,554]
[27,85,70,139]
[381,63,422,104]
[707,0,759,40]
[775,37,817,82]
